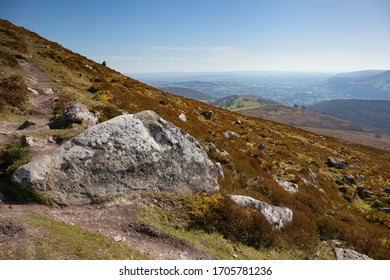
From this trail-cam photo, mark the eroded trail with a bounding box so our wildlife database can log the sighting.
[0,199,217,260]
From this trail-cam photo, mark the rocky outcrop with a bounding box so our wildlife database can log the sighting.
[12,110,219,205]
[334,248,372,260]
[230,195,293,229]
[49,102,98,128]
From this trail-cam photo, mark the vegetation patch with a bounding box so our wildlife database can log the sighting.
[0,213,148,260]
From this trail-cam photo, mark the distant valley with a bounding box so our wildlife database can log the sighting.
[132,70,390,106]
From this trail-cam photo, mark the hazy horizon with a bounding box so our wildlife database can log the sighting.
[1,0,390,73]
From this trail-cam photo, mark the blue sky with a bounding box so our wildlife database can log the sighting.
[1,0,390,73]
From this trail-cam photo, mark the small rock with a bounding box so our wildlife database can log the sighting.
[204,142,217,152]
[215,162,224,179]
[246,176,264,188]
[383,188,390,194]
[15,53,31,60]
[356,185,365,198]
[202,110,213,120]
[308,169,317,181]
[372,200,385,209]
[343,174,355,185]
[230,195,293,229]
[218,150,229,157]
[327,157,346,169]
[21,135,46,148]
[235,120,243,125]
[258,143,266,150]
[223,131,238,139]
[49,102,98,129]
[178,113,187,122]
[114,235,123,242]
[42,88,54,95]
[382,207,390,213]
[276,178,298,193]
[27,87,39,95]
[269,129,281,135]
[85,64,96,72]
[334,248,372,260]
[17,120,36,130]
[356,174,365,180]
[338,186,348,193]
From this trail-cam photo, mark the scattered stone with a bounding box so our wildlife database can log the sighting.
[276,178,298,193]
[17,120,36,130]
[383,207,390,213]
[348,164,359,169]
[215,162,224,179]
[21,135,46,148]
[383,188,390,194]
[372,200,385,209]
[230,195,293,229]
[12,110,219,205]
[327,157,345,169]
[85,64,96,72]
[356,174,365,180]
[334,248,372,260]
[218,150,229,157]
[223,131,238,139]
[178,113,187,122]
[246,176,264,188]
[268,129,281,135]
[42,88,54,95]
[14,53,31,60]
[308,169,317,181]
[338,186,348,193]
[235,119,243,125]
[49,102,98,129]
[113,235,123,242]
[258,144,266,150]
[300,176,325,194]
[202,110,213,120]
[343,174,355,185]
[27,87,39,95]
[356,185,365,198]
[204,142,217,152]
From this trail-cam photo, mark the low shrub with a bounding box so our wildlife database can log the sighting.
[0,75,28,112]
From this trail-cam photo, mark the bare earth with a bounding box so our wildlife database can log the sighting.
[0,199,217,260]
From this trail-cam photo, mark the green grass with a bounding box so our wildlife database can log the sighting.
[0,213,149,260]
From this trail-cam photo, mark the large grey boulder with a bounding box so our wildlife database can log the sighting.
[12,110,219,205]
[230,195,293,229]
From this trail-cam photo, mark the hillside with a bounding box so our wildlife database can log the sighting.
[324,70,390,100]
[309,99,390,134]
[0,19,390,260]
[160,86,212,100]
[212,95,368,132]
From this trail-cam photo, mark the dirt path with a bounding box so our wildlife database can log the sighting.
[0,60,59,150]
[0,199,217,260]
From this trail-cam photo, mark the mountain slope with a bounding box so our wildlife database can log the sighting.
[160,86,212,100]
[1,19,390,259]
[309,99,390,134]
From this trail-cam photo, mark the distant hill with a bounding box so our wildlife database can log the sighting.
[212,95,368,132]
[309,99,390,133]
[324,70,390,99]
[161,86,212,100]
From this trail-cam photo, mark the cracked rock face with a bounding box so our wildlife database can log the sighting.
[12,110,219,205]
